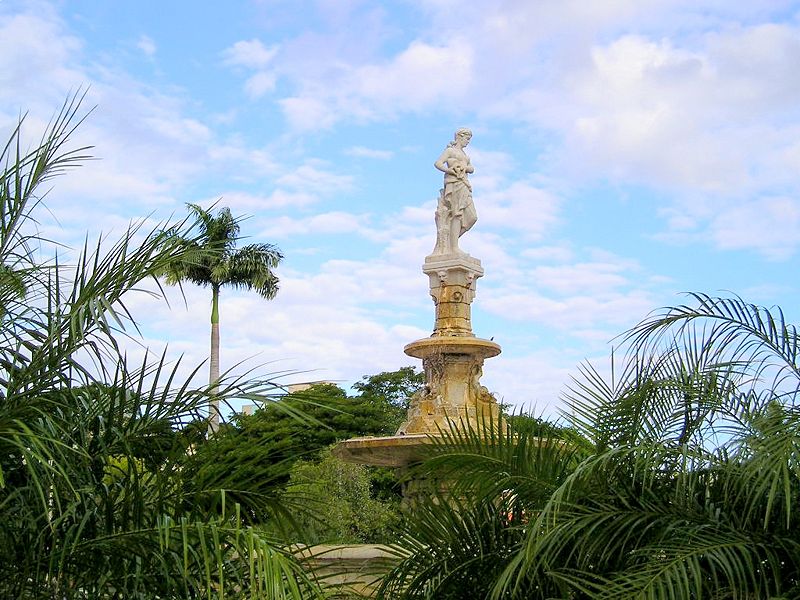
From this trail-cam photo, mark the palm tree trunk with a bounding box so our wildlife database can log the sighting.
[208,284,221,435]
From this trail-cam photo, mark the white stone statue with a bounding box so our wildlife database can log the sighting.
[433,128,477,255]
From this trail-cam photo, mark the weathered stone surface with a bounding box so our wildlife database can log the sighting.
[423,253,483,337]
[297,544,400,598]
[398,336,501,435]
[332,434,432,468]
[328,129,506,595]
[432,128,476,256]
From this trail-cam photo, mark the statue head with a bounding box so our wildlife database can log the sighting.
[455,127,472,142]
[449,127,472,149]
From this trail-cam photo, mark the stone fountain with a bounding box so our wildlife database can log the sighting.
[333,127,502,471]
[317,128,503,597]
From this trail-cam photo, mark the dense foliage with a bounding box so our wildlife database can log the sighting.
[378,416,587,599]
[0,97,320,598]
[282,449,401,545]
[15,97,799,600]
[353,365,425,431]
[185,376,419,527]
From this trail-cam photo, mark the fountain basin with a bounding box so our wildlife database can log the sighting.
[332,434,434,468]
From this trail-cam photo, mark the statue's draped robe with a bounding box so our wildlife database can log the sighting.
[443,171,477,235]
[434,149,477,255]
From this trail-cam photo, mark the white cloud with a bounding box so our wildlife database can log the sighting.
[220,0,800,261]
[143,115,211,145]
[222,39,278,69]
[711,196,800,260]
[481,23,800,257]
[222,39,280,99]
[186,160,361,249]
[123,248,433,396]
[532,262,633,295]
[279,96,337,131]
[273,38,474,129]
[261,189,319,209]
[258,212,371,238]
[351,39,473,112]
[137,34,156,57]
[482,352,579,414]
[477,181,561,239]
[244,71,277,98]
[483,289,655,332]
[521,245,574,262]
[0,10,84,113]
[205,190,318,212]
[207,144,279,176]
[345,146,393,159]
[275,163,354,194]
[8,0,800,421]
[204,162,354,215]
[476,246,659,338]
[541,34,767,194]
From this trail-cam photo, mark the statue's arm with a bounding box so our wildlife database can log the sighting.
[434,149,454,175]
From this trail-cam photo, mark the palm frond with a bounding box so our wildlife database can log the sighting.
[626,292,800,399]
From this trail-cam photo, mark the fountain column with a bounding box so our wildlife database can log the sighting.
[398,253,501,434]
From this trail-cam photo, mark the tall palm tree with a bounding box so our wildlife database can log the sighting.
[161,204,283,433]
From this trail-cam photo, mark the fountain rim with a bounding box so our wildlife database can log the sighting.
[332,433,435,468]
[403,336,501,359]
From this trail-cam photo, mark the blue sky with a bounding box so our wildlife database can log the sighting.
[2,0,800,417]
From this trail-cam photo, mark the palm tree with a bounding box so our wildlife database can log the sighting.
[161,204,283,433]
[0,96,320,598]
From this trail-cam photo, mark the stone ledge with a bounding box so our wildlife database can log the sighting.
[296,544,402,599]
[423,252,483,274]
[332,434,434,467]
[404,336,501,359]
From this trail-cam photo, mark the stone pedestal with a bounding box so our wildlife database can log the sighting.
[297,544,398,598]
[334,251,502,466]
[423,253,483,337]
[325,134,499,596]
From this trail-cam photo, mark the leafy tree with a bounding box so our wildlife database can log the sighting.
[516,293,800,598]
[186,374,421,527]
[0,97,320,598]
[160,203,283,433]
[249,382,394,452]
[353,365,424,433]
[186,382,397,511]
[282,449,401,545]
[506,413,593,452]
[353,365,425,407]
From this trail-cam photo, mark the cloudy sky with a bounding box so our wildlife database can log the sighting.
[2,0,800,417]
